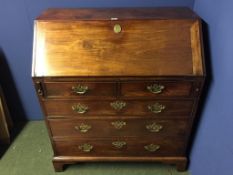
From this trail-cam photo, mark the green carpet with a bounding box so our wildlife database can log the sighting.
[0,121,190,175]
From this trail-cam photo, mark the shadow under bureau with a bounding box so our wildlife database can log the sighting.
[32,8,205,172]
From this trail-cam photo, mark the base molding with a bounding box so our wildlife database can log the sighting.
[52,156,188,172]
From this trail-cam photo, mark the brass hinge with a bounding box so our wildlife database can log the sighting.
[35,81,43,96]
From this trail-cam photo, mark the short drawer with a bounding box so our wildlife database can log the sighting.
[121,81,193,98]
[54,138,185,157]
[43,82,116,98]
[43,99,193,116]
[48,118,188,138]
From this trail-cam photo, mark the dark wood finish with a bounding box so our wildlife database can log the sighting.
[44,82,117,98]
[52,156,187,172]
[52,161,64,172]
[43,99,193,116]
[53,138,185,157]
[32,8,205,172]
[121,81,193,98]
[48,118,188,138]
[0,85,13,144]
[176,159,188,172]
[32,18,203,77]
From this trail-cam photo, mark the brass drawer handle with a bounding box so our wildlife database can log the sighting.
[113,24,121,33]
[146,122,163,132]
[112,141,127,149]
[72,103,88,114]
[110,101,126,111]
[147,84,164,94]
[144,144,160,152]
[72,84,88,95]
[78,143,93,152]
[148,103,165,114]
[75,123,91,133]
[111,121,126,129]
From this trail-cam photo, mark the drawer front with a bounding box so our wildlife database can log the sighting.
[54,138,185,157]
[43,100,193,116]
[49,118,188,138]
[44,82,116,98]
[121,81,193,98]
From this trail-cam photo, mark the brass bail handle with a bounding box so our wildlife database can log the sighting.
[112,141,127,149]
[72,84,88,95]
[147,84,165,94]
[110,101,126,111]
[144,144,160,152]
[72,103,88,114]
[146,122,163,132]
[78,143,93,152]
[111,121,126,129]
[148,103,165,114]
[75,123,92,133]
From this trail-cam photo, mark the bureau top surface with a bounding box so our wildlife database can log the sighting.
[36,8,198,21]
[32,8,205,77]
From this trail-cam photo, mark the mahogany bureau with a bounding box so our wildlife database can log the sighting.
[32,8,205,172]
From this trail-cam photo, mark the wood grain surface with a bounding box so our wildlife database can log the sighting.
[43,99,193,116]
[32,9,204,77]
[48,118,188,138]
[53,137,185,157]
[32,8,206,172]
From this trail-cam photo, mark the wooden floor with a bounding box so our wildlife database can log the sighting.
[0,121,190,175]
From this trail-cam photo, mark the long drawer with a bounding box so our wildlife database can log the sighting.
[54,137,185,157]
[48,118,188,138]
[43,99,193,116]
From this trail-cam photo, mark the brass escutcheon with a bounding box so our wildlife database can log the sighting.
[146,122,163,132]
[78,143,93,152]
[72,84,88,95]
[72,103,88,114]
[147,84,165,94]
[75,123,91,133]
[144,144,160,152]
[113,24,121,33]
[110,101,126,111]
[111,121,126,129]
[148,103,165,114]
[112,141,127,149]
